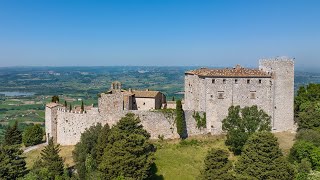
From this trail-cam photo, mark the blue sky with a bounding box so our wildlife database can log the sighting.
[0,0,319,69]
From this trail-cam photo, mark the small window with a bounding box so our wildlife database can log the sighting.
[250,91,256,99]
[259,79,262,84]
[212,79,215,84]
[143,102,145,105]
[235,79,238,84]
[223,79,226,84]
[218,91,224,99]
[210,95,213,98]
[247,79,250,84]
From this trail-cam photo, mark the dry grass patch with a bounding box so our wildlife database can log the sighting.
[24,145,75,169]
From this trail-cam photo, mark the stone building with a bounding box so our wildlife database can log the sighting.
[184,57,295,134]
[45,57,295,145]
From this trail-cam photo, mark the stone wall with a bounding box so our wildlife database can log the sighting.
[50,107,206,145]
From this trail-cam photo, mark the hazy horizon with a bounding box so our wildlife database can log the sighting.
[0,0,319,69]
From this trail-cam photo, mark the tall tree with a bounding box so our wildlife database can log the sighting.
[40,137,64,179]
[222,105,271,155]
[235,131,295,180]
[99,113,155,180]
[23,124,44,147]
[96,124,111,165]
[199,148,233,180]
[175,100,186,139]
[4,121,22,146]
[73,123,103,179]
[64,100,67,107]
[0,145,27,179]
[81,101,84,112]
[69,104,72,111]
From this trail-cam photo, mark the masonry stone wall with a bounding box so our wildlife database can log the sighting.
[49,106,206,145]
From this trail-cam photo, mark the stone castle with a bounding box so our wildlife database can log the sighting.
[45,57,295,145]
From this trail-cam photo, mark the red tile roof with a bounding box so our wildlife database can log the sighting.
[186,65,271,78]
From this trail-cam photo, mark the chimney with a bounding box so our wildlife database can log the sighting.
[146,89,149,91]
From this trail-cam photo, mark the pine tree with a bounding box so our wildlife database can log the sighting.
[99,113,155,179]
[40,137,64,179]
[175,100,186,139]
[235,131,295,179]
[0,144,27,179]
[200,148,233,180]
[4,121,22,146]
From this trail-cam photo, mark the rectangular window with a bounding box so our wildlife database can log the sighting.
[247,79,250,84]
[212,79,215,84]
[250,91,256,99]
[223,79,226,84]
[218,91,224,99]
[259,79,262,84]
[235,79,238,84]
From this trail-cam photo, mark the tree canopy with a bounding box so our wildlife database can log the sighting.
[222,105,271,155]
[3,121,22,146]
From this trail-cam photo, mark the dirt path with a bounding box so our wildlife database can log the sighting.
[23,143,46,153]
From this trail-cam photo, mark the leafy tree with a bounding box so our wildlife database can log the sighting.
[23,124,44,147]
[289,140,320,170]
[4,121,22,146]
[222,105,271,155]
[0,145,27,179]
[73,123,103,179]
[99,113,155,180]
[40,137,64,179]
[296,101,320,130]
[51,95,59,103]
[235,131,295,180]
[199,148,233,180]
[176,100,187,139]
[295,84,320,117]
[296,128,320,146]
[96,123,111,165]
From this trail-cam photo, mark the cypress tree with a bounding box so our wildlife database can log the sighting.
[200,148,233,180]
[40,137,64,179]
[235,131,295,179]
[69,104,72,111]
[4,121,22,146]
[172,96,175,101]
[64,100,67,107]
[175,100,186,139]
[0,145,27,179]
[81,101,84,112]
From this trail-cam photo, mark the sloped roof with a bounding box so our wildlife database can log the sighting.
[186,65,271,78]
[46,102,59,108]
[132,90,160,98]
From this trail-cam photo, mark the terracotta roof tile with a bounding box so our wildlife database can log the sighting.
[186,65,271,78]
[132,90,160,98]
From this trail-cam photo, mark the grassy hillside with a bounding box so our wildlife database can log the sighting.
[24,132,295,179]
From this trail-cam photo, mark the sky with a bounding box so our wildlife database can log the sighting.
[0,0,319,69]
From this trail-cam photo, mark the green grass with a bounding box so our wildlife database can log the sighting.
[24,132,295,179]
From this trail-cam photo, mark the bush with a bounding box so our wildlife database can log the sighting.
[23,124,44,147]
[296,129,320,146]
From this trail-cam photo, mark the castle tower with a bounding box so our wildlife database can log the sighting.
[45,103,61,143]
[259,57,295,131]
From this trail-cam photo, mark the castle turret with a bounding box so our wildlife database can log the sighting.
[45,102,61,143]
[259,57,295,131]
